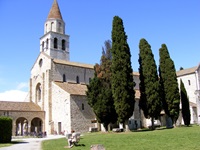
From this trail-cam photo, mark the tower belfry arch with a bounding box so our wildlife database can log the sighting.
[40,0,70,61]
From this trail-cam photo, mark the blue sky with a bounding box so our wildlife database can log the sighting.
[0,0,199,101]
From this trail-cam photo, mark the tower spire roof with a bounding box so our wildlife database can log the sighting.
[47,0,63,20]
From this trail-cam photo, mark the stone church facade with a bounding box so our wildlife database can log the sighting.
[0,0,199,136]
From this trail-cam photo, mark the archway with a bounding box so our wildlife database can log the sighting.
[16,117,28,136]
[31,117,43,134]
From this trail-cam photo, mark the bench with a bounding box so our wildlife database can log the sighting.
[66,132,81,147]
[112,128,122,132]
[89,127,98,132]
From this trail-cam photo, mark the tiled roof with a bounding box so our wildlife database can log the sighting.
[133,71,139,76]
[135,89,140,99]
[0,101,42,111]
[54,81,88,96]
[47,0,63,20]
[53,59,94,69]
[54,81,140,99]
[176,66,198,77]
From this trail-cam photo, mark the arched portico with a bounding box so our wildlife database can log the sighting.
[16,117,28,136]
[31,117,43,133]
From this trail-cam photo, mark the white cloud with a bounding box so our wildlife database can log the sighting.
[0,90,28,102]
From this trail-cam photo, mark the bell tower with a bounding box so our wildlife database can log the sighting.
[40,0,69,60]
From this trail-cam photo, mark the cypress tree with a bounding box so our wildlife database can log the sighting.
[180,79,190,126]
[111,16,135,126]
[86,41,117,131]
[159,44,180,126]
[138,38,162,129]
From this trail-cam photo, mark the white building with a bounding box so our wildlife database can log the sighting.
[176,65,200,125]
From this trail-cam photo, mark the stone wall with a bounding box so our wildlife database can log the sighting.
[71,95,96,133]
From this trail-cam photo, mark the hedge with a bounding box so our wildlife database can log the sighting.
[0,117,12,143]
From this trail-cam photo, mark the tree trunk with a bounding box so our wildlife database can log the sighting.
[124,120,130,132]
[119,123,123,132]
[151,117,155,130]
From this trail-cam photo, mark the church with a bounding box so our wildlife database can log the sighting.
[0,0,200,136]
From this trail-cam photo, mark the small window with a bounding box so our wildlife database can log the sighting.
[62,40,65,50]
[63,74,66,82]
[76,76,80,83]
[51,22,54,31]
[45,24,47,33]
[89,78,91,83]
[46,39,49,49]
[36,83,42,102]
[39,59,43,67]
[42,41,44,51]
[54,38,58,49]
[82,103,84,110]
[188,80,191,86]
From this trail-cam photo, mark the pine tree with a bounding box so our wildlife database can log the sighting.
[159,44,180,126]
[138,38,162,129]
[111,16,135,125]
[180,79,190,126]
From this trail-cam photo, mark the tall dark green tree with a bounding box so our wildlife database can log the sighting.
[180,79,190,126]
[138,38,162,129]
[159,44,180,126]
[86,40,117,131]
[111,16,135,126]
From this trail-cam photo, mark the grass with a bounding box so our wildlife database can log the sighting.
[42,125,200,150]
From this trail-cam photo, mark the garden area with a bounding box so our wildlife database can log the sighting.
[41,125,200,150]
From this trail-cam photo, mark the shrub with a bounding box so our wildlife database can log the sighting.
[0,117,12,143]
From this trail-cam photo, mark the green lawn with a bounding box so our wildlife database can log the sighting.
[42,125,200,150]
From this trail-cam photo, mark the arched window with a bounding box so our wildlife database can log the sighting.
[46,39,49,49]
[76,76,80,84]
[45,24,47,33]
[51,22,54,31]
[54,38,58,49]
[36,83,42,102]
[39,59,43,67]
[62,40,65,50]
[63,74,66,82]
[42,41,44,51]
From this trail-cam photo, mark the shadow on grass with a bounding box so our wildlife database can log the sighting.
[74,143,86,147]
[131,126,175,132]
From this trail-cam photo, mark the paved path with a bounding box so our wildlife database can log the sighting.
[0,135,65,150]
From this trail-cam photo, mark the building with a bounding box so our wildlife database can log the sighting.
[0,0,199,136]
[176,65,200,125]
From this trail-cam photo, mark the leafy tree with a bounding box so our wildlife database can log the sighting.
[111,16,135,126]
[138,38,162,129]
[180,79,190,126]
[86,40,117,131]
[159,44,180,126]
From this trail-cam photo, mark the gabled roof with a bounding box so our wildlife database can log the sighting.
[54,81,88,96]
[54,81,140,99]
[0,101,42,112]
[176,66,198,77]
[47,0,63,20]
[53,59,94,69]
